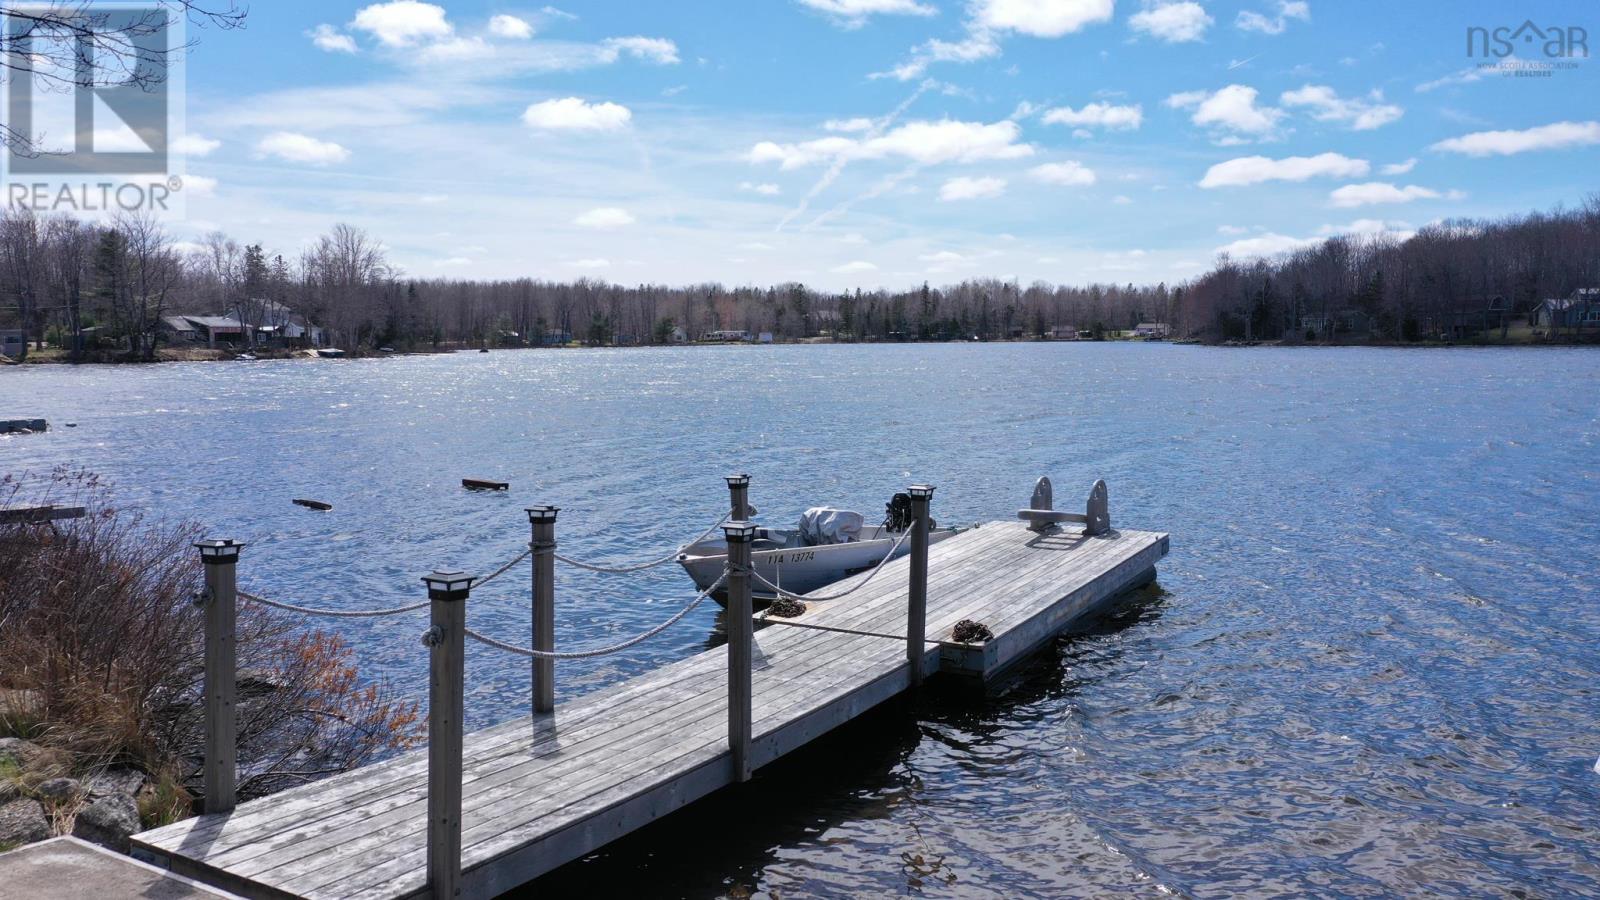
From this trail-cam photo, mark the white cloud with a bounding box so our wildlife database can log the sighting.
[1041,102,1142,130]
[832,260,878,273]
[796,0,937,27]
[939,175,1007,200]
[1429,121,1600,157]
[569,258,611,269]
[599,36,680,65]
[1217,224,1250,235]
[435,257,473,268]
[1235,0,1309,35]
[573,207,636,228]
[522,97,633,131]
[1318,218,1415,240]
[489,14,534,39]
[877,31,1002,81]
[749,119,1033,169]
[975,0,1116,37]
[416,36,492,63]
[308,24,359,53]
[1217,232,1318,257]
[1280,85,1402,130]
[1167,84,1284,139]
[740,181,782,195]
[1129,2,1213,43]
[173,134,221,157]
[1380,158,1416,175]
[1415,60,1512,93]
[182,174,218,197]
[1029,160,1097,186]
[1112,194,1132,204]
[1328,182,1454,208]
[1198,152,1365,188]
[255,132,350,165]
[824,117,876,133]
[350,1,452,47]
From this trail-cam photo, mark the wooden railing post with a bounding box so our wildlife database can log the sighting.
[527,506,559,715]
[195,538,243,815]
[421,569,474,900]
[723,521,756,783]
[725,473,751,521]
[906,485,935,686]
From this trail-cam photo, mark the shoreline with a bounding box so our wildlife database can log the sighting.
[4,335,1597,366]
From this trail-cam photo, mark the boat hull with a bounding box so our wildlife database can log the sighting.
[678,527,960,605]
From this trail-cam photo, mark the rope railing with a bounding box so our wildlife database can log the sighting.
[551,514,730,574]
[462,572,727,660]
[236,543,533,619]
[748,519,917,603]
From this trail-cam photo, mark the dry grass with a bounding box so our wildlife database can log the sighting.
[0,469,422,811]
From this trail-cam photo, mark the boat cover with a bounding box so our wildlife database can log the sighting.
[798,508,863,545]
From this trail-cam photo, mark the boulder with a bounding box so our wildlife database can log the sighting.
[34,777,82,803]
[71,793,141,852]
[0,797,49,846]
[0,737,42,768]
[86,768,146,799]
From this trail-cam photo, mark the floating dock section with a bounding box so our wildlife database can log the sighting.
[134,520,1168,899]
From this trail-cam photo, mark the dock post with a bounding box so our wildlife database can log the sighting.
[906,485,935,686]
[725,473,751,521]
[723,521,757,782]
[195,539,243,815]
[527,506,559,715]
[421,569,474,900]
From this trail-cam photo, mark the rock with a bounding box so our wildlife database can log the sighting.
[34,777,82,803]
[71,793,141,852]
[0,797,49,846]
[86,768,146,799]
[0,737,42,768]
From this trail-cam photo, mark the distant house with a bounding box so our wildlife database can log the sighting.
[0,329,23,357]
[669,326,688,343]
[1532,289,1600,332]
[1133,322,1170,339]
[181,315,245,348]
[1444,295,1513,339]
[541,329,573,346]
[757,331,774,344]
[700,329,749,342]
[160,316,200,343]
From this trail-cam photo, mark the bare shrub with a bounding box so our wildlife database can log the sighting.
[0,469,420,808]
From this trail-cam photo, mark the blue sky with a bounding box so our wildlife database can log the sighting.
[171,0,1597,289]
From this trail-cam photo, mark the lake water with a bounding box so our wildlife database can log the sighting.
[3,344,1598,897]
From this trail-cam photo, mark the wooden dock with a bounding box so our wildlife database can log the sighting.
[133,518,1168,899]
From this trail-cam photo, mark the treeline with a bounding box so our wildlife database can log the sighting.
[1180,194,1600,342]
[2,195,1597,358]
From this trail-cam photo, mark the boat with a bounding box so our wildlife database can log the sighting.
[316,348,346,359]
[235,353,257,361]
[677,492,965,606]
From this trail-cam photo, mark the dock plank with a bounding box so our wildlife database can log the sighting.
[134,520,1168,899]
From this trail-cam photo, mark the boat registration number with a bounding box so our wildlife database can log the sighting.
[771,551,815,563]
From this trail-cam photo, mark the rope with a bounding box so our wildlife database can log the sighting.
[476,546,532,586]
[235,543,533,619]
[552,513,730,574]
[462,572,727,659]
[748,520,918,603]
[239,590,430,619]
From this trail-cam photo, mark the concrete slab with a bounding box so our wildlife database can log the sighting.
[0,837,242,899]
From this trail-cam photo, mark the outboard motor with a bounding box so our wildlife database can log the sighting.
[884,492,912,532]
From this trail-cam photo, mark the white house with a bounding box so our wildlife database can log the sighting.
[1134,322,1171,338]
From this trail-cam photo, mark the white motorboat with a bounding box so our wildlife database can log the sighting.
[677,493,964,606]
